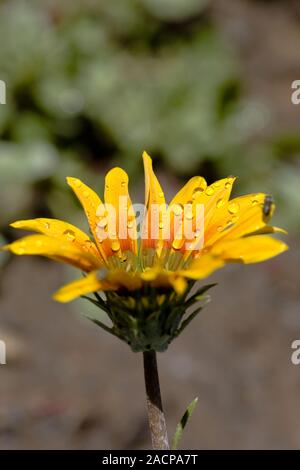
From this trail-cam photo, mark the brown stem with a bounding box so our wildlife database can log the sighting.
[143,350,169,450]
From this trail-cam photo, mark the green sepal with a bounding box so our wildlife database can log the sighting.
[81,282,216,352]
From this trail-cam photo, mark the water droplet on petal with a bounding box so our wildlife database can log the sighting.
[121,181,126,188]
[127,220,134,229]
[82,240,93,251]
[172,239,184,250]
[252,198,259,205]
[217,225,223,232]
[192,187,204,200]
[159,191,164,198]
[111,240,120,252]
[63,229,76,241]
[83,190,89,198]
[98,218,107,229]
[231,214,239,223]
[74,180,82,188]
[225,179,232,189]
[205,187,214,196]
[159,222,164,229]
[216,198,225,208]
[223,219,234,231]
[228,202,240,214]
[44,222,50,229]
[173,203,183,216]
[213,181,221,188]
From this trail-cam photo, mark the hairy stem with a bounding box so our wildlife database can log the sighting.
[143,350,169,450]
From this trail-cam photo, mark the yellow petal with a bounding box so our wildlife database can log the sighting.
[142,151,167,262]
[205,193,273,247]
[53,271,114,303]
[66,177,109,261]
[182,176,236,260]
[105,270,143,291]
[10,218,100,258]
[54,269,144,302]
[169,275,188,295]
[3,235,102,272]
[181,253,224,280]
[104,167,137,256]
[211,235,288,263]
[141,268,188,294]
[166,176,207,252]
[201,177,236,230]
[244,225,287,236]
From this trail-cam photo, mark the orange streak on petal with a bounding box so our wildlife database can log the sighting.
[104,167,137,256]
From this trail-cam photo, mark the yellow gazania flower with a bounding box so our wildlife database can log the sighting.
[3,152,287,351]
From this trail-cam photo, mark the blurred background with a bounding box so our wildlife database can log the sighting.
[0,0,299,449]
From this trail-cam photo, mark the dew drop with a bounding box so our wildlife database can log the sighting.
[216,198,225,209]
[159,222,164,229]
[74,180,82,188]
[231,214,239,223]
[225,179,233,189]
[217,225,223,232]
[192,187,204,200]
[228,202,240,214]
[111,240,120,252]
[224,219,234,230]
[159,191,164,198]
[63,229,76,241]
[44,222,50,229]
[83,190,89,198]
[205,187,214,196]
[172,239,184,250]
[127,220,134,229]
[252,198,259,205]
[83,240,93,251]
[173,203,183,216]
[121,181,126,188]
[213,181,221,188]
[99,219,108,229]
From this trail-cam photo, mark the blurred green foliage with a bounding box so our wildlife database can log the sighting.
[0,0,298,239]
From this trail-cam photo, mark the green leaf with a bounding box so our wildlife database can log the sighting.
[172,397,199,450]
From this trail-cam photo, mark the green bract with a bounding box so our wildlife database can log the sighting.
[83,283,215,352]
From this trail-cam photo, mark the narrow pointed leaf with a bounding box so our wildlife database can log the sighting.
[172,397,199,450]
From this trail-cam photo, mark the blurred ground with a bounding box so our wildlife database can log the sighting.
[0,0,300,450]
[0,241,299,450]
[211,0,300,134]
